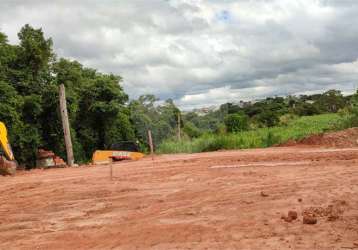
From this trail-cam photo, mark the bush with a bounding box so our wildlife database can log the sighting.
[294,102,321,116]
[224,113,249,133]
[279,114,297,126]
[334,99,358,129]
[158,114,341,154]
[254,110,279,127]
[183,121,202,138]
[264,131,281,147]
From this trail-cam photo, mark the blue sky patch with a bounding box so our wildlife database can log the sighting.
[216,10,232,22]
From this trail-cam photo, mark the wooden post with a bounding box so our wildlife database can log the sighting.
[147,130,154,159]
[109,158,113,181]
[177,112,181,141]
[59,84,75,167]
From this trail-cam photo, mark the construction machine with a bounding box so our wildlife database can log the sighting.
[0,122,17,175]
[92,141,144,164]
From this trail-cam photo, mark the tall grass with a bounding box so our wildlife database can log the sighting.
[157,113,342,154]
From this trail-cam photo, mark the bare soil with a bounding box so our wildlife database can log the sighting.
[281,127,358,148]
[1,146,358,249]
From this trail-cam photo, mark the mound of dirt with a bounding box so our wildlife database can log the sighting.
[282,128,358,148]
[302,200,347,222]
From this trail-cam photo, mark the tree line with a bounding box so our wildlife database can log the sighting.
[0,25,136,166]
[182,89,357,136]
[0,25,183,167]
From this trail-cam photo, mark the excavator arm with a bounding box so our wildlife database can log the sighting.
[0,122,15,161]
[0,122,16,175]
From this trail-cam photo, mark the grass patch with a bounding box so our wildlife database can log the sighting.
[157,113,342,154]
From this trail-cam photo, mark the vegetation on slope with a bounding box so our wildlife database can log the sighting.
[157,114,342,154]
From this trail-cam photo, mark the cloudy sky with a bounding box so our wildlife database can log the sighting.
[1,0,358,109]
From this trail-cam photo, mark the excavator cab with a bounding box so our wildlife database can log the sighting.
[110,141,140,152]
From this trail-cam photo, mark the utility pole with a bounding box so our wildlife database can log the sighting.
[147,130,154,159]
[59,84,75,167]
[177,112,181,141]
[109,158,113,181]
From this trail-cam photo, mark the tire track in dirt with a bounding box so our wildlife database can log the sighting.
[1,146,358,249]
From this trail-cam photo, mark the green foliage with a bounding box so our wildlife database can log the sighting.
[316,90,346,113]
[254,110,279,127]
[183,121,202,138]
[60,65,134,162]
[245,97,288,120]
[14,25,54,95]
[334,91,358,129]
[0,25,134,166]
[224,113,249,132]
[215,123,227,134]
[158,114,342,154]
[129,95,180,149]
[183,108,226,134]
[293,102,316,116]
[279,114,298,126]
[182,90,355,137]
[263,131,281,147]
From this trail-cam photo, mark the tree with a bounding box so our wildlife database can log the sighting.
[14,24,54,95]
[0,25,54,166]
[224,113,249,133]
[0,25,134,166]
[183,121,202,138]
[294,102,320,116]
[316,90,346,113]
[76,73,133,159]
[255,110,279,127]
[129,95,180,148]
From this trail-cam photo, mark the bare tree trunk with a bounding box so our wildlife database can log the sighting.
[177,112,181,141]
[148,130,154,160]
[59,84,75,167]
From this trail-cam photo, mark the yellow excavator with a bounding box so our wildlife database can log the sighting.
[0,122,17,175]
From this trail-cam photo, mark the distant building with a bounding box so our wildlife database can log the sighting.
[193,105,219,116]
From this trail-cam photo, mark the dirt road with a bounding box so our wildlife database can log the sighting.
[1,146,358,249]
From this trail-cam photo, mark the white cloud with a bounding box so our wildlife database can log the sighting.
[0,0,358,109]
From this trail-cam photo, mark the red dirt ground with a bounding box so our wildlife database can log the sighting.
[281,127,358,148]
[1,146,358,249]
